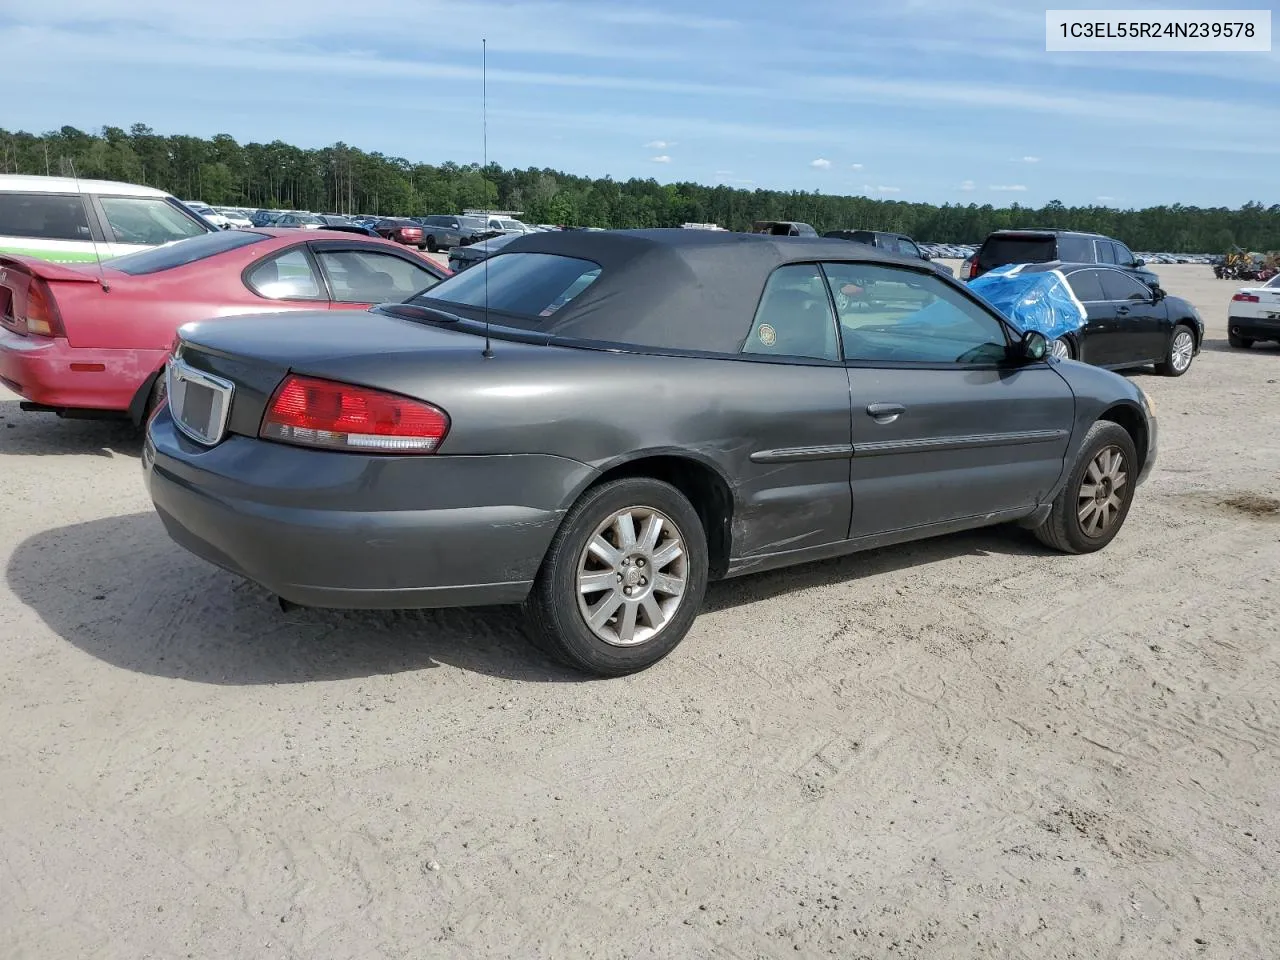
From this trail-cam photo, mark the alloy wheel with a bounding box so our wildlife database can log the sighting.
[576,506,689,646]
[1077,445,1128,537]
[1049,338,1071,361]
[1171,330,1194,372]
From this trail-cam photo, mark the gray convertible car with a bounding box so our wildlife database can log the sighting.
[143,229,1158,676]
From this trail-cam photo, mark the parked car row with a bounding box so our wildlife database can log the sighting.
[0,176,1231,676]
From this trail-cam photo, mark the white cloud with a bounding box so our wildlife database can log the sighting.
[644,140,673,149]
[849,162,864,170]
[714,169,733,176]
[863,184,901,193]
[1,0,702,62]
[960,180,976,191]
[12,17,1279,160]
[1020,156,1040,163]
[650,154,671,163]
[990,184,1028,192]
[1096,195,1115,202]
[811,158,832,169]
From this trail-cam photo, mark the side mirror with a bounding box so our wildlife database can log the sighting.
[1150,285,1165,302]
[1133,258,1145,267]
[1018,329,1049,362]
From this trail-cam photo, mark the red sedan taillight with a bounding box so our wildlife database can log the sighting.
[260,374,449,454]
[1232,293,1260,303]
[26,279,66,337]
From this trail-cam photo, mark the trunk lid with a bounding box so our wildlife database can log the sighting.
[0,255,97,337]
[172,308,524,440]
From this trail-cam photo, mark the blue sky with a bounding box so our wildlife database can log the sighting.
[1,0,1276,208]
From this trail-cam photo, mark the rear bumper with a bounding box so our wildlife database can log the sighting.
[0,328,164,412]
[142,408,596,609]
[1229,315,1280,340]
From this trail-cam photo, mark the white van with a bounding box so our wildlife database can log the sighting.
[0,174,216,264]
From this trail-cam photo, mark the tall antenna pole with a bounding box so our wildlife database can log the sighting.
[68,158,110,293]
[481,37,494,359]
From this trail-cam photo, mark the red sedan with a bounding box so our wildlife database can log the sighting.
[374,218,426,248]
[0,228,449,424]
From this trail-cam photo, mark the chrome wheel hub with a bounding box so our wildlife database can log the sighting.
[1172,331,1194,371]
[1077,445,1128,537]
[576,506,688,647]
[1049,338,1071,361]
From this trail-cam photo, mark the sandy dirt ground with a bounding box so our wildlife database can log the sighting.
[1,263,1277,959]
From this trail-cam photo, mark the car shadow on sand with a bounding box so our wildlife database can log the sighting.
[0,399,142,458]
[8,510,1045,686]
[1198,336,1280,356]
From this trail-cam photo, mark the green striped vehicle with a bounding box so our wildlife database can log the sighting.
[0,174,216,265]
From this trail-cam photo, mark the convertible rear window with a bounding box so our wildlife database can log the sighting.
[416,252,601,318]
[106,229,269,275]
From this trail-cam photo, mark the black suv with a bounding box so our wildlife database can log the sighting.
[822,229,954,277]
[967,229,1159,288]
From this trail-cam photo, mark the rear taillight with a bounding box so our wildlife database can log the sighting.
[26,280,65,337]
[1233,293,1260,303]
[260,374,449,454]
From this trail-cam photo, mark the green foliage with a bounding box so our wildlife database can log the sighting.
[1,124,1276,252]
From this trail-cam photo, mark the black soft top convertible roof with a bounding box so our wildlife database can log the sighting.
[484,228,928,353]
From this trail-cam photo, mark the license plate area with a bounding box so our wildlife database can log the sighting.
[168,358,234,446]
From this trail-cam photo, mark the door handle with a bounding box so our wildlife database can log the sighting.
[1116,305,1131,316]
[866,402,905,424]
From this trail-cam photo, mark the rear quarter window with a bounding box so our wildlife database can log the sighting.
[1056,235,1093,262]
[0,193,92,241]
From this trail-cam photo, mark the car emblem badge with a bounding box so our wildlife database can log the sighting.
[758,323,777,346]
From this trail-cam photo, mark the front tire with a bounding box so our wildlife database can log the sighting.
[524,478,709,677]
[1156,323,1196,376]
[425,236,438,253]
[1032,420,1138,554]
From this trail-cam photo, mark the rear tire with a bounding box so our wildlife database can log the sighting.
[524,478,709,677]
[133,374,166,435]
[1156,323,1196,376]
[1032,420,1138,555]
[1228,330,1253,349]
[425,236,438,253]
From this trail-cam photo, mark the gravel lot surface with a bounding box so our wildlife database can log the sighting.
[2,263,1277,959]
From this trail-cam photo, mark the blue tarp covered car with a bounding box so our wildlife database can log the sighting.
[967,263,1087,342]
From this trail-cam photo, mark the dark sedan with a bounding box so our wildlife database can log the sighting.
[1006,262,1202,375]
[446,231,524,272]
[143,230,1158,676]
